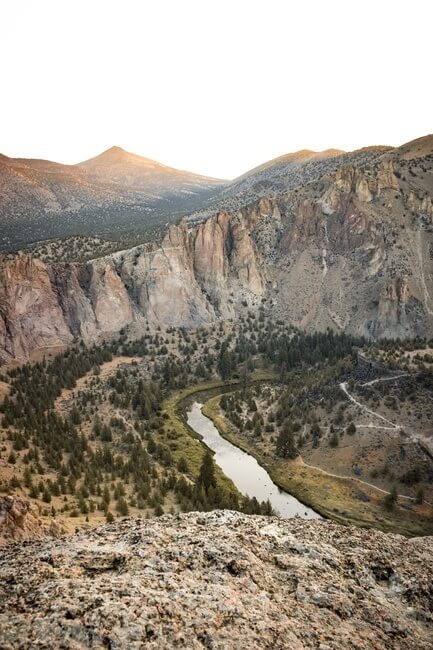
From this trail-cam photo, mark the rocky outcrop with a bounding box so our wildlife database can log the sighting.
[0,496,62,545]
[333,160,399,202]
[0,208,270,361]
[50,264,98,340]
[0,256,74,359]
[118,223,214,326]
[406,191,433,217]
[88,259,134,333]
[0,511,432,648]
[193,210,264,315]
[366,277,426,339]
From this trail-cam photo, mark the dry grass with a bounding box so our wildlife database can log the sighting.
[203,394,433,537]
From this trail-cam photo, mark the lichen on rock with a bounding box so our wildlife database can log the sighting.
[0,510,432,649]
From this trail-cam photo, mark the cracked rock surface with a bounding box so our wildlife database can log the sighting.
[0,511,432,649]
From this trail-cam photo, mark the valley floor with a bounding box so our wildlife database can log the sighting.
[1,318,433,540]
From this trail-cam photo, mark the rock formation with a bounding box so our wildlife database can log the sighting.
[0,496,62,545]
[0,511,432,648]
[1,136,432,361]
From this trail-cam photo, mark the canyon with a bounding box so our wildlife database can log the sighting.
[1,135,432,362]
[1,145,432,647]
[3,7,433,649]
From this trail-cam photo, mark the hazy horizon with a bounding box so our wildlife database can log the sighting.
[2,0,432,178]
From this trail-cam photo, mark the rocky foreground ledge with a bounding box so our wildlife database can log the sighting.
[0,512,432,649]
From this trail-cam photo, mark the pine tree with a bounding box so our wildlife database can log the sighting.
[70,406,81,425]
[198,450,216,490]
[42,488,52,503]
[116,497,129,516]
[329,431,339,447]
[415,488,424,504]
[346,422,356,435]
[177,457,189,473]
[276,428,298,459]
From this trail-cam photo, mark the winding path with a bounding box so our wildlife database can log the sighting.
[298,458,428,503]
[335,373,432,503]
[339,380,402,430]
[361,373,409,387]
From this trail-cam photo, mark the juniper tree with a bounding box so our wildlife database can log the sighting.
[276,427,298,459]
[198,450,216,491]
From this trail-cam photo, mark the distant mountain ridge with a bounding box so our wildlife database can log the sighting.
[235,147,346,180]
[0,147,226,250]
[0,142,396,250]
[77,146,224,192]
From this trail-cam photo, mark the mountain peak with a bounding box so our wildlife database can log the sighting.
[80,146,142,165]
[76,147,225,186]
[103,145,126,156]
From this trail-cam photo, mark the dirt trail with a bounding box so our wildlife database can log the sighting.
[331,374,432,501]
[361,373,408,387]
[339,381,400,430]
[297,457,429,503]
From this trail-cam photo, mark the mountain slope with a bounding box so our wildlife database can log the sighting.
[0,149,226,250]
[234,147,346,180]
[78,146,223,193]
[186,145,393,225]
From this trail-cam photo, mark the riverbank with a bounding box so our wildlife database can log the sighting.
[161,369,278,500]
[187,402,319,518]
[202,394,433,537]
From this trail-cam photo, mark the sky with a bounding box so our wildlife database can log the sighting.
[1,0,432,180]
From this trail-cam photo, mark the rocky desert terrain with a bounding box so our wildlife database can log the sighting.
[1,510,432,649]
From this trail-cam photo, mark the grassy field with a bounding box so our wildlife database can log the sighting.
[202,394,433,537]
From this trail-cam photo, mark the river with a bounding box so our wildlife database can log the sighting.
[187,402,320,519]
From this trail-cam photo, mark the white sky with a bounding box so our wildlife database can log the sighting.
[1,0,432,179]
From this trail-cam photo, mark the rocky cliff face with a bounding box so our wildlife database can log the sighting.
[1,137,432,362]
[0,207,269,361]
[0,511,432,649]
[0,496,62,545]
[0,256,74,360]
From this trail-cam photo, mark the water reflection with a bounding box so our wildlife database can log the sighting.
[187,402,320,519]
